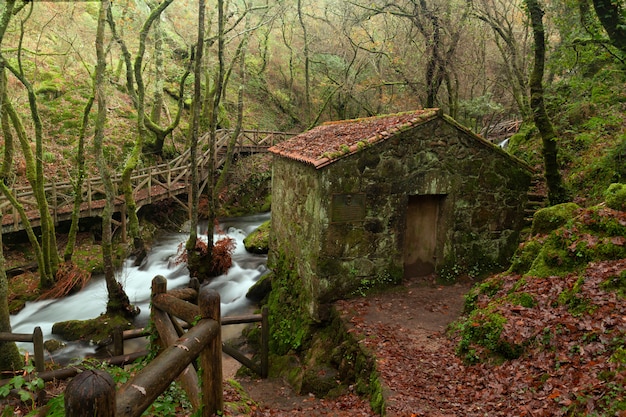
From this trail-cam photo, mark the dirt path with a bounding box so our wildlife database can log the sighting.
[235,276,473,416]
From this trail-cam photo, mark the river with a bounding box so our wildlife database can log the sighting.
[9,213,270,363]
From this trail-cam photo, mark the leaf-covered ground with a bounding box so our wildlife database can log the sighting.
[231,257,625,416]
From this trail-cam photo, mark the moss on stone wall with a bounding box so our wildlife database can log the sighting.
[266,252,314,355]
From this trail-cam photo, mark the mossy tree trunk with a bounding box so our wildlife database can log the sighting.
[0,68,57,288]
[0,3,23,369]
[0,1,59,289]
[124,0,173,264]
[95,0,136,319]
[0,216,22,371]
[525,0,569,205]
[0,70,45,270]
[143,3,191,157]
[204,0,227,277]
[213,16,251,196]
[185,0,205,271]
[63,94,94,261]
[591,0,626,54]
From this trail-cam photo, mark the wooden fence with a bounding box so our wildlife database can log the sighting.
[0,327,44,375]
[1,275,269,416]
[63,276,222,416]
[0,129,295,234]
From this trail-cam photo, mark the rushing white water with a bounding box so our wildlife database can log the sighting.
[9,213,270,361]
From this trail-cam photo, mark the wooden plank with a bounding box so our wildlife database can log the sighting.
[115,317,219,416]
[152,308,201,410]
[151,293,201,325]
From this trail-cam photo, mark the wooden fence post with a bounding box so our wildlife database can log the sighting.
[199,288,223,417]
[113,326,124,356]
[33,327,44,374]
[65,370,116,417]
[151,275,167,296]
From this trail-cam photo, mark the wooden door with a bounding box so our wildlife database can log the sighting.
[403,195,443,277]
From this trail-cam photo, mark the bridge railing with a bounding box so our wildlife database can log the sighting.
[0,129,295,233]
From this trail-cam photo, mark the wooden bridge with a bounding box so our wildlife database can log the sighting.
[0,129,295,234]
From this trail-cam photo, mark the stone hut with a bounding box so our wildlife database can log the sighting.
[268,109,532,321]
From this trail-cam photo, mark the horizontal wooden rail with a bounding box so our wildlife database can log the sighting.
[0,326,44,374]
[112,301,269,378]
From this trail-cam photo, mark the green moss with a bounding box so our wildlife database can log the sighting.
[524,205,626,278]
[243,220,270,254]
[601,269,626,298]
[531,202,580,235]
[266,253,314,355]
[508,292,536,308]
[558,275,596,316]
[508,240,543,274]
[221,380,258,415]
[51,314,133,345]
[463,276,503,314]
[367,370,386,416]
[604,183,626,211]
[455,307,522,364]
[0,341,23,371]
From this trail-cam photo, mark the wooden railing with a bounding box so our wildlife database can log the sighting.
[0,276,269,415]
[0,276,269,417]
[0,129,295,234]
[0,327,44,375]
[65,276,223,416]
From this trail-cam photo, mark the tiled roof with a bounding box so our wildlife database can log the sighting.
[269,109,441,168]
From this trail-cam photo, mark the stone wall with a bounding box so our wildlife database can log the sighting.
[270,115,532,322]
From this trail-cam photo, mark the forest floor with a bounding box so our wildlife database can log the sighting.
[229,275,473,417]
[228,258,626,417]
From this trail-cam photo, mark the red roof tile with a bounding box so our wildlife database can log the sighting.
[269,109,441,168]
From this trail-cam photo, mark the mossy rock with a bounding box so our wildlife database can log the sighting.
[531,202,580,235]
[508,239,543,275]
[43,339,67,353]
[301,364,341,397]
[604,183,626,211]
[51,314,134,346]
[268,353,303,391]
[8,272,40,314]
[243,220,270,254]
[246,271,272,303]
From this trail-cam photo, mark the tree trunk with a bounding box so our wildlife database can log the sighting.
[0,45,21,368]
[1,59,59,288]
[592,0,626,54]
[297,0,311,119]
[186,0,205,258]
[0,228,22,370]
[95,0,137,318]
[63,95,94,261]
[525,0,569,205]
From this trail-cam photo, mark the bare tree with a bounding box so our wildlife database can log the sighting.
[470,0,531,118]
[351,0,471,111]
[0,1,60,288]
[524,0,569,205]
